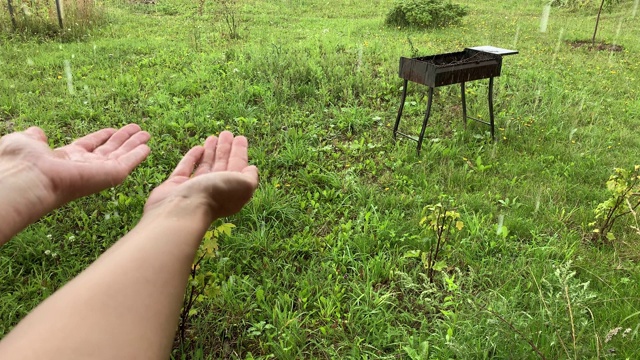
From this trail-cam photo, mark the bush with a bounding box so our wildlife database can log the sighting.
[385,0,467,29]
[547,0,621,10]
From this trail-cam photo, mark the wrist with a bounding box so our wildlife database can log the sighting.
[0,160,57,243]
[142,195,216,227]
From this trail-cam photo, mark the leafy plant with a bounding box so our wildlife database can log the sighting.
[178,222,235,346]
[590,165,640,243]
[547,0,620,10]
[213,0,240,39]
[539,261,597,358]
[385,0,468,29]
[406,196,464,283]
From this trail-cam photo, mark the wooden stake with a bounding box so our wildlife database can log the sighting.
[7,0,17,30]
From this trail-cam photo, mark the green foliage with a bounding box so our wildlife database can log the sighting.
[212,0,240,39]
[178,223,234,346]
[0,0,106,40]
[406,196,463,283]
[539,261,597,358]
[2,0,640,358]
[385,0,468,29]
[590,165,640,243]
[547,0,621,10]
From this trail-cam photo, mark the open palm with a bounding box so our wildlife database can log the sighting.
[0,124,150,207]
[145,132,259,220]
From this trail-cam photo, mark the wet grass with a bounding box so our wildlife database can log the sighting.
[1,0,640,358]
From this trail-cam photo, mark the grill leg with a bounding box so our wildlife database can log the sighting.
[417,87,434,154]
[488,77,495,141]
[461,81,467,128]
[393,79,409,140]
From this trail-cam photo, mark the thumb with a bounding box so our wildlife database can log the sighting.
[23,127,48,143]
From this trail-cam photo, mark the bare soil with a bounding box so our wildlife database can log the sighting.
[568,40,623,52]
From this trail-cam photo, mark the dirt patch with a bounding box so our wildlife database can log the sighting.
[568,40,623,52]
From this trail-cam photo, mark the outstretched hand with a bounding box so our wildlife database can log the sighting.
[0,124,151,207]
[145,131,259,221]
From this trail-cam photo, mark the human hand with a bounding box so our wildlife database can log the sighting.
[144,131,259,221]
[0,124,151,208]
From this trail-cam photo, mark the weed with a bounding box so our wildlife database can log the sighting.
[405,195,463,283]
[212,0,240,39]
[590,165,640,243]
[178,223,234,346]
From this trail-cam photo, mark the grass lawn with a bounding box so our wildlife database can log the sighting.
[1,0,640,358]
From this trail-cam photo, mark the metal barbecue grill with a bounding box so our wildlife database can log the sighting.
[393,46,518,152]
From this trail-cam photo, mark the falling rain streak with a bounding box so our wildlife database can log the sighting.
[609,18,624,63]
[64,60,74,95]
[497,214,505,235]
[553,28,565,63]
[540,5,551,33]
[512,25,520,48]
[634,0,639,18]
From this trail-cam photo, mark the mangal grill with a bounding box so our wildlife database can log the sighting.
[392,46,518,152]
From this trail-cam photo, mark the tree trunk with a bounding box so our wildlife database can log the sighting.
[592,0,606,47]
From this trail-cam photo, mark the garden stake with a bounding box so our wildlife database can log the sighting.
[7,0,16,30]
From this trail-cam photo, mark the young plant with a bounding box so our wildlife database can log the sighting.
[590,165,640,243]
[416,196,464,283]
[178,222,235,346]
[213,0,240,39]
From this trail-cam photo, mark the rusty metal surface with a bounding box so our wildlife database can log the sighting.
[399,49,502,87]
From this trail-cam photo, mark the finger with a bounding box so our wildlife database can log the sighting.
[211,131,234,172]
[115,144,151,175]
[71,128,117,151]
[241,165,260,189]
[94,124,143,156]
[170,146,205,178]
[227,136,250,172]
[22,127,48,143]
[194,135,217,176]
[108,131,151,159]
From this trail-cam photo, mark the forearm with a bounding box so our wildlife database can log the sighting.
[0,162,56,245]
[0,200,213,360]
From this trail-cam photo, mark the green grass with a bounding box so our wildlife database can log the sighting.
[2,0,640,358]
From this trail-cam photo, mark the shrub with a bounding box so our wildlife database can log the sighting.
[547,0,621,10]
[590,165,640,243]
[385,0,467,29]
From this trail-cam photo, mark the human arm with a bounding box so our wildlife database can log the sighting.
[0,124,150,245]
[0,132,259,360]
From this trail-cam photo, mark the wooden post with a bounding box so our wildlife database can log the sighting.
[7,0,17,30]
[55,0,64,28]
[592,0,606,47]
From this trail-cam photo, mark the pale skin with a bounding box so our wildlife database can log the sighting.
[0,125,259,359]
